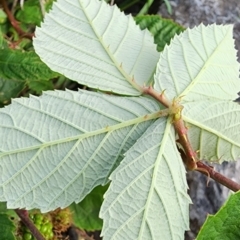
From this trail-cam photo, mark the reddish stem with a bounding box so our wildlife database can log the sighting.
[142,86,240,192]
[196,161,240,192]
[15,209,45,240]
[0,0,33,39]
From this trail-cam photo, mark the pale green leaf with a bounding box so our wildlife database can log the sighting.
[33,0,159,96]
[154,24,240,162]
[100,118,191,240]
[0,90,162,212]
[182,100,240,162]
[154,24,239,102]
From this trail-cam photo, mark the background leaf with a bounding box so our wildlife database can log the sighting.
[196,191,240,240]
[0,78,25,106]
[16,0,43,26]
[0,89,161,212]
[34,0,159,95]
[135,15,185,52]
[0,214,16,240]
[0,49,59,81]
[70,184,108,231]
[100,118,191,240]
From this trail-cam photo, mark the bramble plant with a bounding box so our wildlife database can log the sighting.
[1,0,240,239]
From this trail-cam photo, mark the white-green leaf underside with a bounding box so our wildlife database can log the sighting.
[154,24,239,102]
[33,0,159,96]
[100,118,191,240]
[0,90,161,211]
[183,100,240,162]
[154,24,240,162]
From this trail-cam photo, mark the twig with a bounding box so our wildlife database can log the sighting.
[0,0,33,39]
[196,161,240,192]
[15,209,45,240]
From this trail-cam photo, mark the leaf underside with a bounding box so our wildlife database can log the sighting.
[33,0,159,95]
[154,24,240,162]
[0,89,161,211]
[100,118,191,240]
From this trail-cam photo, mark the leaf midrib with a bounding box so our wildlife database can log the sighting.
[183,115,240,149]
[78,0,143,93]
[0,111,162,157]
[180,26,231,97]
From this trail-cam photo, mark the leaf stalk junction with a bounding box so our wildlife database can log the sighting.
[142,86,240,192]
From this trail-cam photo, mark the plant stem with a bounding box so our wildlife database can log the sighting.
[196,161,240,192]
[142,86,171,108]
[0,0,33,39]
[142,85,240,192]
[15,209,45,240]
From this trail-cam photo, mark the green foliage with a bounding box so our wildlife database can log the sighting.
[0,214,16,240]
[135,15,185,52]
[16,0,43,26]
[196,191,240,240]
[70,185,108,231]
[0,49,59,82]
[0,78,25,106]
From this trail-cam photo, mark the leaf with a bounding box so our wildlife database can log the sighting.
[196,191,240,240]
[154,24,240,162]
[28,79,54,94]
[100,118,191,240]
[0,89,162,212]
[0,78,25,106]
[70,184,108,231]
[0,214,16,240]
[154,24,239,102]
[182,100,240,162]
[0,49,59,81]
[16,0,43,26]
[135,15,185,52]
[33,0,159,96]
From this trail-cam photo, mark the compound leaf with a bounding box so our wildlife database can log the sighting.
[100,118,191,240]
[33,0,159,95]
[0,89,162,212]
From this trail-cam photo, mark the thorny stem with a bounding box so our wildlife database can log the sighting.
[0,0,33,39]
[142,85,240,192]
[196,162,240,192]
[15,209,45,240]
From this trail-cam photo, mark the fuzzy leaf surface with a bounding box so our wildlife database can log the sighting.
[100,118,191,240]
[0,90,161,212]
[196,191,240,240]
[33,0,159,95]
[154,24,240,162]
